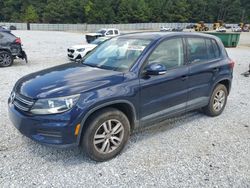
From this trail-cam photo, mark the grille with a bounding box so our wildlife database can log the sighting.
[13,93,35,112]
[68,49,74,53]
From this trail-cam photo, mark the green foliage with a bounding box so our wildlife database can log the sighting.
[23,5,39,22]
[0,0,249,23]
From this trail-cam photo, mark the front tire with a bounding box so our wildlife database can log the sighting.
[203,84,228,117]
[82,108,130,162]
[0,51,13,67]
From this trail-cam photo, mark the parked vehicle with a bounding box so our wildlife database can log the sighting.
[224,24,232,29]
[160,26,171,31]
[194,21,209,31]
[68,37,109,61]
[8,32,234,161]
[216,27,227,32]
[172,26,184,32]
[186,24,195,29]
[85,28,120,43]
[232,26,242,32]
[0,31,27,67]
[9,25,17,30]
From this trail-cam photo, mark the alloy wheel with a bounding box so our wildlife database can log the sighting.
[93,119,124,154]
[0,53,12,67]
[213,90,226,112]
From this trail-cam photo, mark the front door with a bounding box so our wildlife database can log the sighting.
[139,37,189,124]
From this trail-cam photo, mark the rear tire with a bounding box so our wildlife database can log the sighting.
[203,84,228,117]
[0,51,13,67]
[82,108,130,162]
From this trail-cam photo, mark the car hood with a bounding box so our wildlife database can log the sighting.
[86,33,103,36]
[15,63,124,99]
[69,44,97,50]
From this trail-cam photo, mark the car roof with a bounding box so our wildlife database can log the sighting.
[118,31,219,41]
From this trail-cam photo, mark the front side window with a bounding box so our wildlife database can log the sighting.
[147,38,184,70]
[187,37,208,64]
[83,37,151,72]
[107,30,114,35]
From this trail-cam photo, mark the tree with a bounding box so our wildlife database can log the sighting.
[23,5,39,23]
[0,0,249,24]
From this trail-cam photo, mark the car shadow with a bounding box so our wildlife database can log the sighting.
[24,110,206,164]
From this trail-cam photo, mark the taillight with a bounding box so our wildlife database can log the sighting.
[229,59,235,69]
[15,38,21,44]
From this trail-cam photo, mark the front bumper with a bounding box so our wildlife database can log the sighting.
[8,103,80,147]
[67,52,82,61]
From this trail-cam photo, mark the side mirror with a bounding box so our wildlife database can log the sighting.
[145,63,167,75]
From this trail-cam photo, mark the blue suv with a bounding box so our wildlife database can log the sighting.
[8,32,234,161]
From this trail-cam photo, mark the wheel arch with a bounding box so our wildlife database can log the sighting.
[76,100,138,145]
[0,48,11,53]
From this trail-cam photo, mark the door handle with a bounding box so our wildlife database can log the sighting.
[181,75,189,81]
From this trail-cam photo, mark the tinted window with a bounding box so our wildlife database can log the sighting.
[114,30,119,34]
[187,38,208,63]
[0,33,3,39]
[147,38,184,69]
[206,39,221,60]
[211,39,220,58]
[107,30,113,35]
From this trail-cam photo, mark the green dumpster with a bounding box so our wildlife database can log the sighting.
[204,32,241,47]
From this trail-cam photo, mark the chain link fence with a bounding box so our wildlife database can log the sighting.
[1,22,238,32]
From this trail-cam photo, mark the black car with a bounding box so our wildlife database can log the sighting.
[186,24,195,29]
[0,31,27,67]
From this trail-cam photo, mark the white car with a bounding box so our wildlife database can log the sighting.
[232,26,242,32]
[67,37,109,61]
[160,26,171,31]
[85,28,120,43]
[216,27,227,32]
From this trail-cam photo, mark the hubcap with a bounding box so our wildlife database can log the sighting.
[213,90,226,112]
[0,53,11,66]
[93,119,124,154]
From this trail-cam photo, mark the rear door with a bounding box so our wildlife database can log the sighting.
[139,37,189,124]
[185,37,223,109]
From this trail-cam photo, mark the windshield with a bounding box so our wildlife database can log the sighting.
[82,37,151,72]
[97,29,106,35]
[91,37,107,45]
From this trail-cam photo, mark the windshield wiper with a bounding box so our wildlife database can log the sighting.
[83,63,99,68]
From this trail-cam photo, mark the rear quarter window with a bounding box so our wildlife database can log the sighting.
[187,37,221,64]
[2,32,16,41]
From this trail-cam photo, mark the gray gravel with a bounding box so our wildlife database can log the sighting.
[0,31,250,187]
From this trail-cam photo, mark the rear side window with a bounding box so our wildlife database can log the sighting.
[206,39,220,59]
[114,30,119,34]
[0,33,3,39]
[187,38,209,64]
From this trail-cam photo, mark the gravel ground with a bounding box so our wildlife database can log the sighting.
[0,31,250,187]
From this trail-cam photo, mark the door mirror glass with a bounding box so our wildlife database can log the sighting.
[145,63,167,75]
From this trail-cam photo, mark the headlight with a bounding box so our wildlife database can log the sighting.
[30,94,80,115]
[77,48,85,52]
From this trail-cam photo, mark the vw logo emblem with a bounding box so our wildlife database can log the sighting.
[10,92,15,103]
